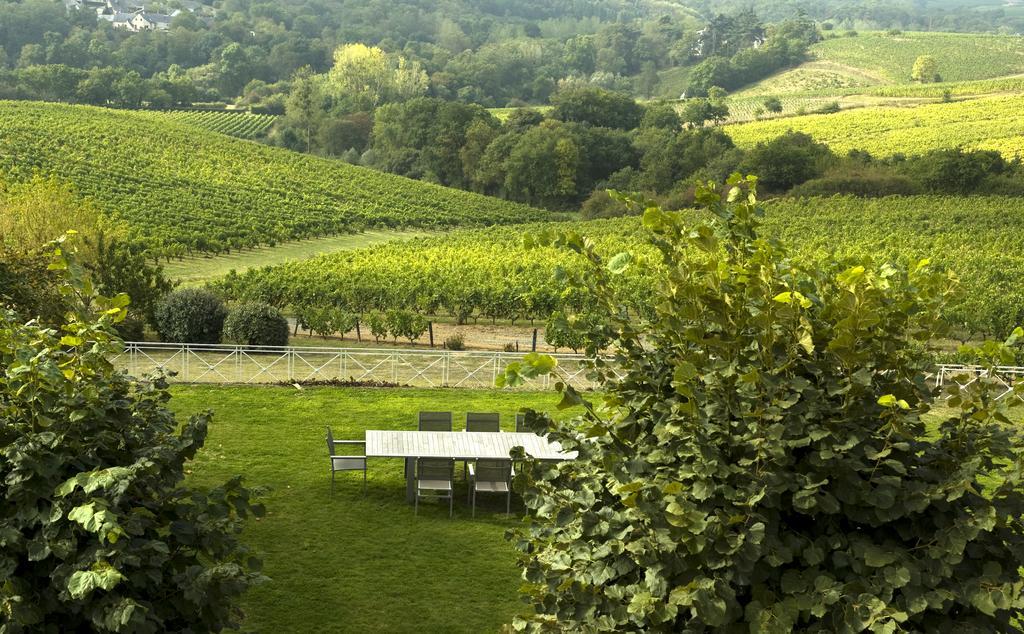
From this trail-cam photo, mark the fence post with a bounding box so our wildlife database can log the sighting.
[428,322,434,348]
[182,344,189,382]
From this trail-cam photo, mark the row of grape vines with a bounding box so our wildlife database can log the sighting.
[215,195,1024,340]
[0,101,550,256]
[725,94,1024,158]
[156,110,278,139]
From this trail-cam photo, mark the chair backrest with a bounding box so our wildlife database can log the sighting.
[476,459,512,483]
[418,458,454,481]
[325,426,334,455]
[466,412,500,432]
[418,411,453,432]
[515,413,527,433]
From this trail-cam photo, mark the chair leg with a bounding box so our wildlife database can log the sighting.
[415,491,419,516]
[506,490,511,516]
[449,491,453,518]
[363,468,367,496]
[471,487,476,518]
[330,470,335,495]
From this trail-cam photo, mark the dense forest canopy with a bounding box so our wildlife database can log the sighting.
[1,0,1021,109]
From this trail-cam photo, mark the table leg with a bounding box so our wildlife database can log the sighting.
[405,457,416,504]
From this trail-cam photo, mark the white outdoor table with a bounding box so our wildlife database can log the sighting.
[365,430,577,503]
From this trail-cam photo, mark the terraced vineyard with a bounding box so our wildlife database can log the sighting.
[810,32,1024,84]
[0,101,550,256]
[157,110,278,139]
[217,195,1024,340]
[724,95,1024,158]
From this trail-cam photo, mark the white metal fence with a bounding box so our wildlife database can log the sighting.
[114,342,602,390]
[113,343,1024,398]
[934,364,1024,402]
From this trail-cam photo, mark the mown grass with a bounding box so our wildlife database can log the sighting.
[164,230,429,286]
[168,385,572,633]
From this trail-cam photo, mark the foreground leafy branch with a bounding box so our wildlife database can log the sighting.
[503,175,1024,632]
[1,236,265,632]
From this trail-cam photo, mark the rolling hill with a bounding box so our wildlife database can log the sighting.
[723,94,1024,157]
[736,31,1024,97]
[0,101,550,256]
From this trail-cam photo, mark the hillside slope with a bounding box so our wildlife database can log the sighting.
[723,94,1024,157]
[737,31,1024,97]
[0,102,549,255]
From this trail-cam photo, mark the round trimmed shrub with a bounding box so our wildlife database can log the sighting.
[154,288,228,344]
[223,302,289,347]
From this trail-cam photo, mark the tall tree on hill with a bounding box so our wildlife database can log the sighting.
[911,55,939,83]
[284,66,323,154]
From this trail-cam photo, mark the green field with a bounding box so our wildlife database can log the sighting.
[164,229,429,286]
[724,94,1024,158]
[170,385,571,633]
[0,102,549,256]
[155,110,279,140]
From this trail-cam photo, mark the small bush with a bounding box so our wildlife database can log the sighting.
[365,312,389,343]
[790,171,922,198]
[738,131,834,192]
[813,101,841,114]
[445,333,465,350]
[503,342,517,352]
[297,305,357,338]
[385,309,428,343]
[154,288,228,344]
[224,302,289,346]
[581,190,631,219]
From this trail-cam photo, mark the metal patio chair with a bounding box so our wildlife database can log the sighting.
[515,413,528,433]
[415,458,455,518]
[465,412,500,432]
[468,459,513,517]
[463,412,500,480]
[325,426,367,495]
[418,411,453,431]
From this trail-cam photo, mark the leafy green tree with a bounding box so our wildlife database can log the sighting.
[224,301,290,346]
[284,66,324,154]
[501,176,1024,632]
[639,102,681,131]
[369,97,498,188]
[217,43,254,97]
[680,93,730,127]
[1,238,264,632]
[911,55,938,83]
[763,95,783,113]
[325,43,427,108]
[154,288,228,344]
[739,131,832,191]
[549,86,643,130]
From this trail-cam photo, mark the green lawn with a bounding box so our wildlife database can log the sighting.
[168,385,572,633]
[163,230,430,286]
